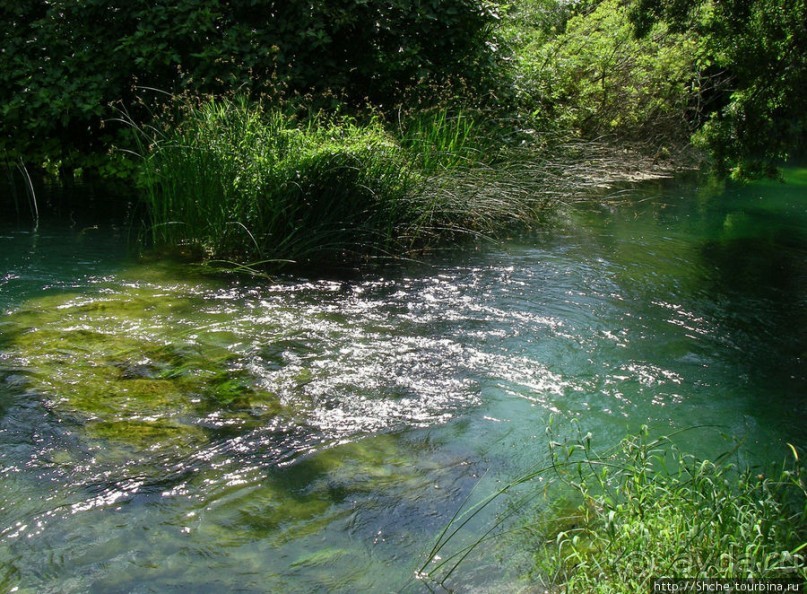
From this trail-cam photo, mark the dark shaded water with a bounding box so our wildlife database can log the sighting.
[1,170,805,592]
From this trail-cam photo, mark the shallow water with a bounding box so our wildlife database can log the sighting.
[1,171,805,592]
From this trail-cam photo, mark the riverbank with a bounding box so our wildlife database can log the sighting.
[419,427,807,592]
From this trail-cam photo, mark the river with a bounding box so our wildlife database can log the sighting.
[1,169,805,592]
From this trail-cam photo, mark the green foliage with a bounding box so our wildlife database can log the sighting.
[0,1,123,170]
[0,0,500,175]
[133,98,422,265]
[398,109,490,173]
[629,0,807,178]
[535,429,807,592]
[131,97,557,267]
[497,0,575,53]
[511,0,698,145]
[418,426,807,592]
[500,0,805,175]
[4,0,801,184]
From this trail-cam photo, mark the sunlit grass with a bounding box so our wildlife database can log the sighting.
[129,98,673,270]
[398,108,488,173]
[131,98,423,265]
[127,97,560,269]
[536,430,807,592]
[418,425,807,592]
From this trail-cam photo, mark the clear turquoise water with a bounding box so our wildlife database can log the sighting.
[0,171,805,592]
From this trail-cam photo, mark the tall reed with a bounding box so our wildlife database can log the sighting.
[398,109,487,173]
[130,98,559,268]
[2,159,39,224]
[132,98,423,265]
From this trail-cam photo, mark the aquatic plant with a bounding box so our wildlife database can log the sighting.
[417,425,807,592]
[3,283,284,451]
[130,98,559,269]
[132,98,424,266]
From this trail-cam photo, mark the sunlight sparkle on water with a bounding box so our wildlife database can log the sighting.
[1,172,805,593]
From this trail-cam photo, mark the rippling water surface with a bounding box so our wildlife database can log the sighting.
[1,171,805,592]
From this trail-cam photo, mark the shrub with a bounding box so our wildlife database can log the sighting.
[512,0,698,146]
[0,0,500,176]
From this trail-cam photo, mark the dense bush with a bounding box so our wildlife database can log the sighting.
[630,0,807,177]
[3,0,801,185]
[498,0,805,175]
[0,0,499,175]
[508,0,698,146]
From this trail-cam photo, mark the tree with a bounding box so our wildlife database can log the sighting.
[0,0,499,176]
[630,0,807,177]
[512,0,697,145]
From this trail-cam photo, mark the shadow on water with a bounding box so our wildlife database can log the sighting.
[1,173,140,227]
[696,175,807,444]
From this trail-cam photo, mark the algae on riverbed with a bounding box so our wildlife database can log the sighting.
[1,278,284,451]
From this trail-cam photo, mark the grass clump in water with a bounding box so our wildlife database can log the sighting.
[134,98,424,266]
[418,426,807,592]
[131,97,550,269]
